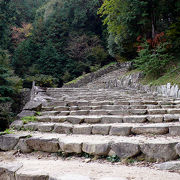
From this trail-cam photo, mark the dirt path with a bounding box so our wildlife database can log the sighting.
[1,151,180,180]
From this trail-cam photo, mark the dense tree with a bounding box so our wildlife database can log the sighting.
[12,0,49,25]
[0,49,22,130]
[98,0,179,59]
[12,0,109,85]
[0,0,16,50]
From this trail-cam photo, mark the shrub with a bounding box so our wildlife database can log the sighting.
[91,46,108,65]
[90,64,101,72]
[24,74,58,88]
[134,41,174,78]
[21,116,37,124]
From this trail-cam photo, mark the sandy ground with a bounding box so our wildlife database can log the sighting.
[0,151,180,180]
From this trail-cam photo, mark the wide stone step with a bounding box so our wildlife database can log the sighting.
[12,121,180,136]
[45,100,177,107]
[36,114,180,124]
[1,157,180,180]
[41,109,179,117]
[42,104,180,115]
[1,132,180,162]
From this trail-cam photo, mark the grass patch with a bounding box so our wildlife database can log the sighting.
[107,155,120,163]
[21,116,37,124]
[65,73,90,85]
[124,69,140,76]
[141,67,180,87]
[0,128,13,135]
[35,112,41,116]
[65,62,117,85]
[100,62,116,70]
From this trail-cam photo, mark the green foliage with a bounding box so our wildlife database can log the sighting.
[35,112,41,116]
[12,0,49,24]
[107,155,120,163]
[90,65,101,72]
[0,128,13,135]
[0,110,14,131]
[1,0,179,91]
[98,0,147,58]
[62,71,71,83]
[140,64,180,87]
[24,74,58,88]
[166,18,180,56]
[0,0,16,50]
[0,49,22,101]
[81,152,94,159]
[21,116,37,124]
[12,0,110,86]
[65,73,89,85]
[91,46,108,65]
[98,0,179,60]
[134,41,174,78]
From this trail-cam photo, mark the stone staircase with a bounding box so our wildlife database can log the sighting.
[83,68,127,89]
[1,87,180,179]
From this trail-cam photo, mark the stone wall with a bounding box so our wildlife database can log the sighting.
[63,62,132,88]
[117,72,180,98]
[0,89,30,114]
[19,88,31,112]
[0,89,31,130]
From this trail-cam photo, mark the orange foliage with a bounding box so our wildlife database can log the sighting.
[136,32,167,52]
[11,23,32,46]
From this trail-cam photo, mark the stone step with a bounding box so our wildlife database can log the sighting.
[42,105,180,114]
[41,109,180,117]
[45,99,176,105]
[1,156,180,180]
[36,114,180,124]
[1,131,180,161]
[12,121,180,136]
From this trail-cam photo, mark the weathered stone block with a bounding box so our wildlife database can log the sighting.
[23,101,42,111]
[37,123,54,132]
[123,116,146,123]
[0,134,20,151]
[67,117,84,124]
[131,126,168,135]
[15,139,33,153]
[111,142,140,158]
[26,138,59,152]
[23,123,38,131]
[101,117,123,124]
[82,142,110,155]
[73,126,92,135]
[147,115,163,123]
[175,143,180,156]
[109,126,131,136]
[17,110,36,118]
[53,124,73,134]
[164,114,180,122]
[92,125,110,135]
[140,143,178,161]
[0,162,23,180]
[59,141,82,154]
[10,120,23,130]
[155,161,180,170]
[169,126,180,136]
[84,117,101,123]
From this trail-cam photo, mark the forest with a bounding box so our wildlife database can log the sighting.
[0,0,180,129]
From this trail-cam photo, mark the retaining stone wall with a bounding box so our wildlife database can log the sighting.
[63,62,132,88]
[117,72,180,98]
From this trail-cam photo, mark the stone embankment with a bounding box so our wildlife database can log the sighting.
[117,72,180,98]
[63,62,132,88]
